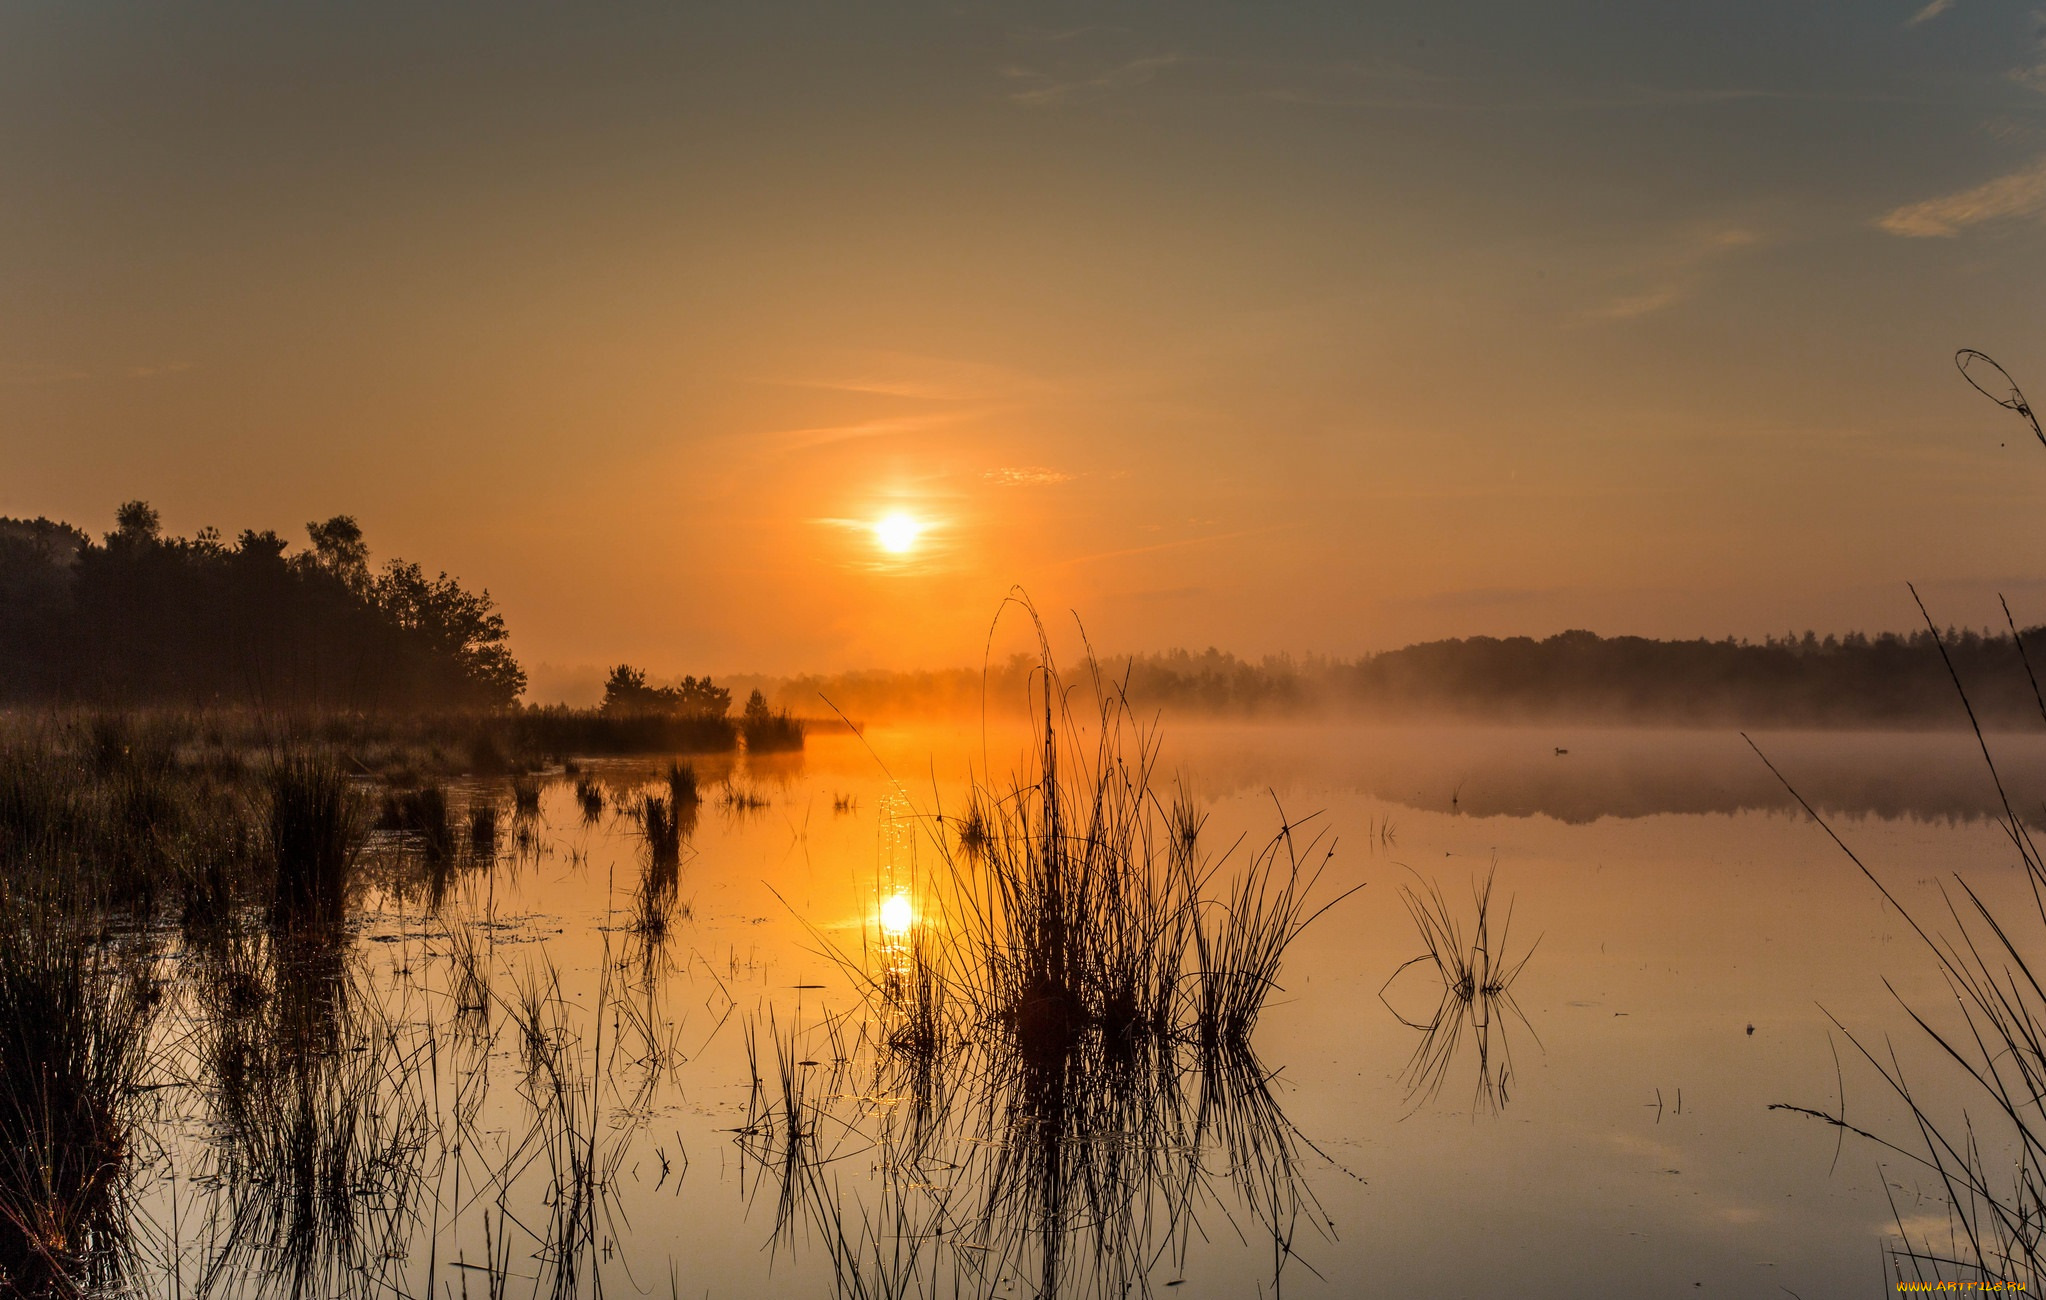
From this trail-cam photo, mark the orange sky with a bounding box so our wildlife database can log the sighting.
[5,3,2046,678]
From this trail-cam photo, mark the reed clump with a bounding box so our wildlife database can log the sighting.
[377,782,455,858]
[0,882,157,1297]
[901,618,1356,1065]
[764,602,1359,1297]
[573,776,605,824]
[665,760,700,808]
[640,793,683,866]
[1379,864,1539,1112]
[266,751,365,932]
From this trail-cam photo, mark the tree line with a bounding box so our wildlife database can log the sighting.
[747,627,2046,727]
[0,503,524,709]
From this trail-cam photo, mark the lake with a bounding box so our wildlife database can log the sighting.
[131,719,2046,1299]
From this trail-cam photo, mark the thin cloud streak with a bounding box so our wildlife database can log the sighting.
[1004,53,1186,106]
[1878,154,2046,236]
[1588,225,1765,321]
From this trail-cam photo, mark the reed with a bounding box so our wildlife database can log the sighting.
[1763,355,2046,1288]
[664,760,700,808]
[194,945,433,1296]
[1379,864,1539,1112]
[640,793,682,866]
[573,777,605,824]
[0,881,157,1297]
[749,599,1357,1297]
[265,751,364,933]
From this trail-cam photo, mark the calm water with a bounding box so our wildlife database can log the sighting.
[134,721,2046,1299]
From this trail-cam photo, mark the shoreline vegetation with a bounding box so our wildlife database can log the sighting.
[16,501,2046,736]
[742,625,2046,729]
[0,504,807,767]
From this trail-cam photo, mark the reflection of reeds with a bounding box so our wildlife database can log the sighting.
[1381,865,1539,1113]
[0,882,157,1297]
[265,752,365,933]
[192,938,433,1297]
[665,761,700,809]
[574,776,605,823]
[754,598,1356,1297]
[639,793,682,866]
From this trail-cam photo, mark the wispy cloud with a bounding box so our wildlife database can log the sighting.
[984,466,1073,487]
[762,351,1054,404]
[1003,53,1185,107]
[1877,154,2046,236]
[751,411,974,455]
[1589,225,1765,321]
[1905,0,1956,25]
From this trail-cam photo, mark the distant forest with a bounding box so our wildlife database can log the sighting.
[0,503,524,709]
[11,502,2046,728]
[749,627,2046,728]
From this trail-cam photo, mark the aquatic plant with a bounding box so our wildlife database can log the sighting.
[755,596,1358,1297]
[193,943,434,1297]
[1380,863,1539,1112]
[265,751,364,933]
[1768,353,2046,1289]
[640,792,682,866]
[574,775,605,823]
[0,882,158,1297]
[665,760,700,808]
[379,782,455,864]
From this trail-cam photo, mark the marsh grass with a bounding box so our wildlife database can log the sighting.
[1380,864,1539,1112]
[512,777,541,819]
[469,798,502,861]
[643,794,682,865]
[755,598,1358,1296]
[1757,594,2046,1288]
[574,776,605,824]
[0,882,158,1297]
[1762,360,2046,1287]
[195,952,435,1297]
[870,607,1359,1065]
[664,761,700,809]
[741,692,805,755]
[266,752,365,933]
[379,783,455,864]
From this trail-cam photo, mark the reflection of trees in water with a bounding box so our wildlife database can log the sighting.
[1167,726,2046,823]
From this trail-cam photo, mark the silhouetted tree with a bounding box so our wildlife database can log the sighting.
[0,504,525,709]
[602,665,731,718]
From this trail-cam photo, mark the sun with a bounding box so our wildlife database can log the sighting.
[880,892,914,935]
[874,512,921,554]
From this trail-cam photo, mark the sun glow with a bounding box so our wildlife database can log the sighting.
[874,512,922,554]
[879,892,915,935]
